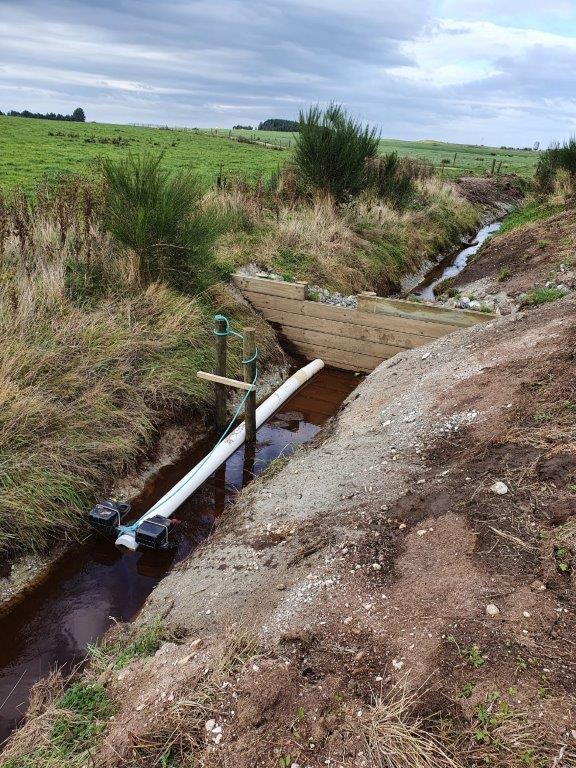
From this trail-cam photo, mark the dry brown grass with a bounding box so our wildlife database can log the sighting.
[0,179,280,556]
[213,176,478,293]
[118,631,261,768]
[360,681,463,768]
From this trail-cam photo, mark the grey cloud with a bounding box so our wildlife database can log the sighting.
[0,0,575,145]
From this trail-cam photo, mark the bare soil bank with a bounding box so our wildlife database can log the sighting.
[8,291,573,767]
[455,208,576,295]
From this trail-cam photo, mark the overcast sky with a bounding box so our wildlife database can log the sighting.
[1,0,575,146]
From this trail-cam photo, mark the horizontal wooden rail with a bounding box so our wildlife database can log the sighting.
[197,371,255,391]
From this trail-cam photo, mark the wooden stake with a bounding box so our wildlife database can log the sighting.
[243,327,257,443]
[215,317,227,433]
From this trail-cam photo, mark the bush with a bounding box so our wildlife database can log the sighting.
[536,137,576,191]
[367,152,421,210]
[293,104,380,202]
[101,152,221,291]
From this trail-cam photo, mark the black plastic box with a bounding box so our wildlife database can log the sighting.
[135,515,173,549]
[88,500,131,535]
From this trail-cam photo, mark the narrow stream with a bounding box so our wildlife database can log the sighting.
[414,220,502,301]
[0,368,358,743]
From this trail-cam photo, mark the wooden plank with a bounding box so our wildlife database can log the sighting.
[286,341,383,373]
[262,307,436,351]
[276,325,402,360]
[197,371,254,391]
[233,275,307,300]
[241,292,461,338]
[357,293,494,328]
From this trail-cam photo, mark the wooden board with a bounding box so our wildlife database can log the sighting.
[261,307,439,351]
[233,275,307,300]
[235,273,492,372]
[274,325,402,360]
[282,340,384,373]
[241,291,461,338]
[357,293,494,328]
[196,371,254,391]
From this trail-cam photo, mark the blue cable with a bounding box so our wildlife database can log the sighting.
[118,314,258,534]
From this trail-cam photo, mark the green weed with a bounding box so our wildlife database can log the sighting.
[498,202,563,235]
[523,287,567,306]
[87,617,180,671]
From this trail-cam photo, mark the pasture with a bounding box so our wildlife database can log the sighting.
[0,115,539,193]
[212,128,539,178]
[0,116,284,192]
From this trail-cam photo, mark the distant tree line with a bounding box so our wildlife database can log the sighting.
[258,118,299,132]
[232,124,253,130]
[6,107,86,122]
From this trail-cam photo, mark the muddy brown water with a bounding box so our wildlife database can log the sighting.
[0,368,358,744]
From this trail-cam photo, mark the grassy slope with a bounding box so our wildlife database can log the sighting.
[0,187,280,555]
[0,116,284,193]
[211,128,539,178]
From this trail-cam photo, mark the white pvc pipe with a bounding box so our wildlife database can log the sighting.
[116,359,325,550]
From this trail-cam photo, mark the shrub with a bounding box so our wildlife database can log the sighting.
[536,137,576,191]
[367,152,423,209]
[101,152,222,292]
[293,104,380,202]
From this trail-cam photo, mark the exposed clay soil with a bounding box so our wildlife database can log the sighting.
[7,293,576,768]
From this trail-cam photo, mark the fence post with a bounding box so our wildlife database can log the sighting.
[243,327,257,443]
[215,318,228,433]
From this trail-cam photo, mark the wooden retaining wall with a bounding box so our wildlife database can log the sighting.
[233,275,494,373]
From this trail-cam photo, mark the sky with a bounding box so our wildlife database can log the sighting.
[1,0,576,146]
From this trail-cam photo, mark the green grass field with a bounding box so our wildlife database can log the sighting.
[215,128,539,178]
[0,116,285,192]
[0,115,539,193]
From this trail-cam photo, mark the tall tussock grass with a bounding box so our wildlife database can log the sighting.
[536,137,576,193]
[0,178,278,556]
[214,174,477,293]
[101,153,223,291]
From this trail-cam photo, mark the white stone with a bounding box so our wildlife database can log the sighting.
[490,481,509,495]
[486,603,500,617]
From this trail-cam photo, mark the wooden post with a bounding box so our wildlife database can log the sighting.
[215,317,227,433]
[243,327,257,443]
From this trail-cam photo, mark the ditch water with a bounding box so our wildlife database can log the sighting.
[0,367,359,744]
[414,220,502,301]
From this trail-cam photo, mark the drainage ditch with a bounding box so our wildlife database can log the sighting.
[0,368,359,743]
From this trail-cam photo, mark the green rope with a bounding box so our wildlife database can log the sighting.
[118,314,258,534]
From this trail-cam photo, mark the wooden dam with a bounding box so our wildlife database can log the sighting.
[233,274,493,373]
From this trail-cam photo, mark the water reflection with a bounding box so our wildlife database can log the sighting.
[0,369,358,742]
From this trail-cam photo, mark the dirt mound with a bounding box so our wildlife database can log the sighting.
[456,175,524,212]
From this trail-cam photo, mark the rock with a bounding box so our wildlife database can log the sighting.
[523,611,531,618]
[490,481,509,495]
[205,719,216,732]
[486,603,500,617]
[531,579,546,591]
[469,300,482,310]
[372,562,382,571]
